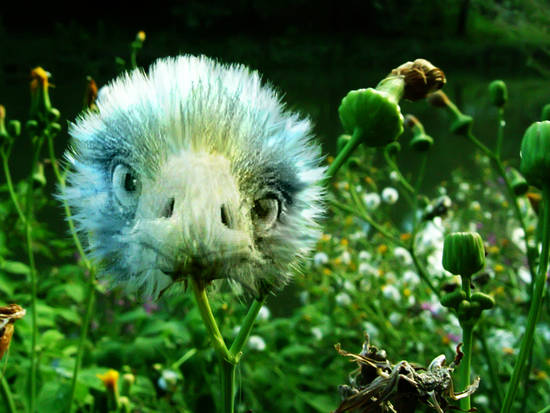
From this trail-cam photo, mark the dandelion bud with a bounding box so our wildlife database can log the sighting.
[0,105,7,141]
[405,115,433,151]
[390,59,446,101]
[427,90,451,108]
[520,121,550,189]
[32,162,46,186]
[450,114,473,136]
[470,292,495,310]
[488,80,508,108]
[121,373,135,396]
[338,87,404,147]
[8,120,21,137]
[506,168,528,196]
[442,232,485,277]
[136,31,146,42]
[541,104,550,121]
[440,289,467,309]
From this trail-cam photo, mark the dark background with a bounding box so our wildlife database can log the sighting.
[1,0,550,187]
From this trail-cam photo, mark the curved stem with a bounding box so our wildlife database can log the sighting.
[1,375,16,413]
[1,147,26,224]
[229,298,265,362]
[501,186,550,413]
[383,147,415,194]
[326,127,362,182]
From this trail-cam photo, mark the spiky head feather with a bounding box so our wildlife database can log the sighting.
[62,55,325,298]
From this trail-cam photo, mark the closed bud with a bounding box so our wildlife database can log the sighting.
[32,162,46,186]
[339,86,404,147]
[390,59,446,101]
[8,120,21,137]
[450,114,473,136]
[440,289,467,309]
[470,292,495,310]
[442,232,486,276]
[541,104,550,121]
[520,121,550,189]
[506,168,528,196]
[121,373,135,396]
[409,133,434,152]
[488,80,508,108]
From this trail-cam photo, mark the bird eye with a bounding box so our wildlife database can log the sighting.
[112,164,141,208]
[252,196,280,232]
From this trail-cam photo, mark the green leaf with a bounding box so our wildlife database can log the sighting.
[37,380,71,413]
[0,259,30,275]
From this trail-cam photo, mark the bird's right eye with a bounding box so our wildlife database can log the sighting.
[112,164,141,208]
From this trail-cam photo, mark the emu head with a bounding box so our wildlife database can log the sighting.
[63,56,325,298]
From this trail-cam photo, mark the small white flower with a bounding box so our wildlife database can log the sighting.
[381,187,399,204]
[340,251,351,265]
[359,262,377,276]
[158,370,179,390]
[470,201,481,211]
[299,291,309,304]
[363,321,379,337]
[311,327,323,341]
[402,270,420,285]
[358,250,372,261]
[343,280,355,292]
[511,227,526,252]
[313,252,329,267]
[257,306,271,321]
[335,292,352,306]
[518,266,531,284]
[248,335,266,351]
[389,312,401,325]
[393,246,412,265]
[363,193,381,210]
[389,171,400,182]
[382,284,401,301]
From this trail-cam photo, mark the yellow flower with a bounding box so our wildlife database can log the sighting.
[535,370,548,381]
[488,245,500,255]
[403,288,411,297]
[503,347,515,355]
[340,238,349,246]
[377,244,388,254]
[97,369,120,393]
[136,31,146,42]
[322,268,332,276]
[327,156,334,164]
[494,264,505,273]
[400,233,412,242]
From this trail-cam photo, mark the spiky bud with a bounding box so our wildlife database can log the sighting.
[442,232,485,276]
[520,121,550,189]
[488,80,508,108]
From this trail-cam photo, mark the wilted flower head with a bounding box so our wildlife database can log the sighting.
[0,304,26,361]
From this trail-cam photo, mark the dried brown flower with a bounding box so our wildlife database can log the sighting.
[334,336,479,413]
[390,59,446,101]
[0,304,26,361]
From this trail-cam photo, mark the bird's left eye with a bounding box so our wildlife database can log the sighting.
[112,164,141,208]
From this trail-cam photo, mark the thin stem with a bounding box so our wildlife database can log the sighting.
[538,406,550,413]
[326,127,362,182]
[26,136,44,413]
[501,186,550,413]
[68,271,96,413]
[383,147,415,194]
[220,358,236,413]
[190,279,230,361]
[496,107,505,160]
[1,375,16,413]
[459,323,474,411]
[229,298,266,362]
[1,147,26,224]
[479,323,503,407]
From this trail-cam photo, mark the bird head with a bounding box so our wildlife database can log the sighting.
[63,56,325,298]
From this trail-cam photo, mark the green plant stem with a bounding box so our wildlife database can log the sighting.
[1,375,16,413]
[26,136,44,413]
[382,147,415,195]
[466,131,536,278]
[538,405,550,413]
[496,107,505,159]
[229,298,265,362]
[220,358,236,413]
[459,322,474,411]
[326,127,362,181]
[501,186,550,413]
[479,324,503,408]
[1,146,26,224]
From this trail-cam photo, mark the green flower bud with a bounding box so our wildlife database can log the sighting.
[25,120,39,135]
[0,105,8,141]
[541,104,550,121]
[440,289,467,309]
[409,133,434,151]
[488,80,508,108]
[385,141,401,156]
[32,163,46,186]
[339,84,404,148]
[337,134,351,154]
[450,114,473,136]
[121,373,135,396]
[520,121,550,188]
[470,292,495,310]
[8,120,21,137]
[506,168,528,196]
[442,232,486,276]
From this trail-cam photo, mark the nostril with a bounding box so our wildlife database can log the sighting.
[220,204,231,228]
[162,197,175,218]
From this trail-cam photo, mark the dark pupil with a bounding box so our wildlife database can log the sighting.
[124,172,137,192]
[253,198,274,219]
